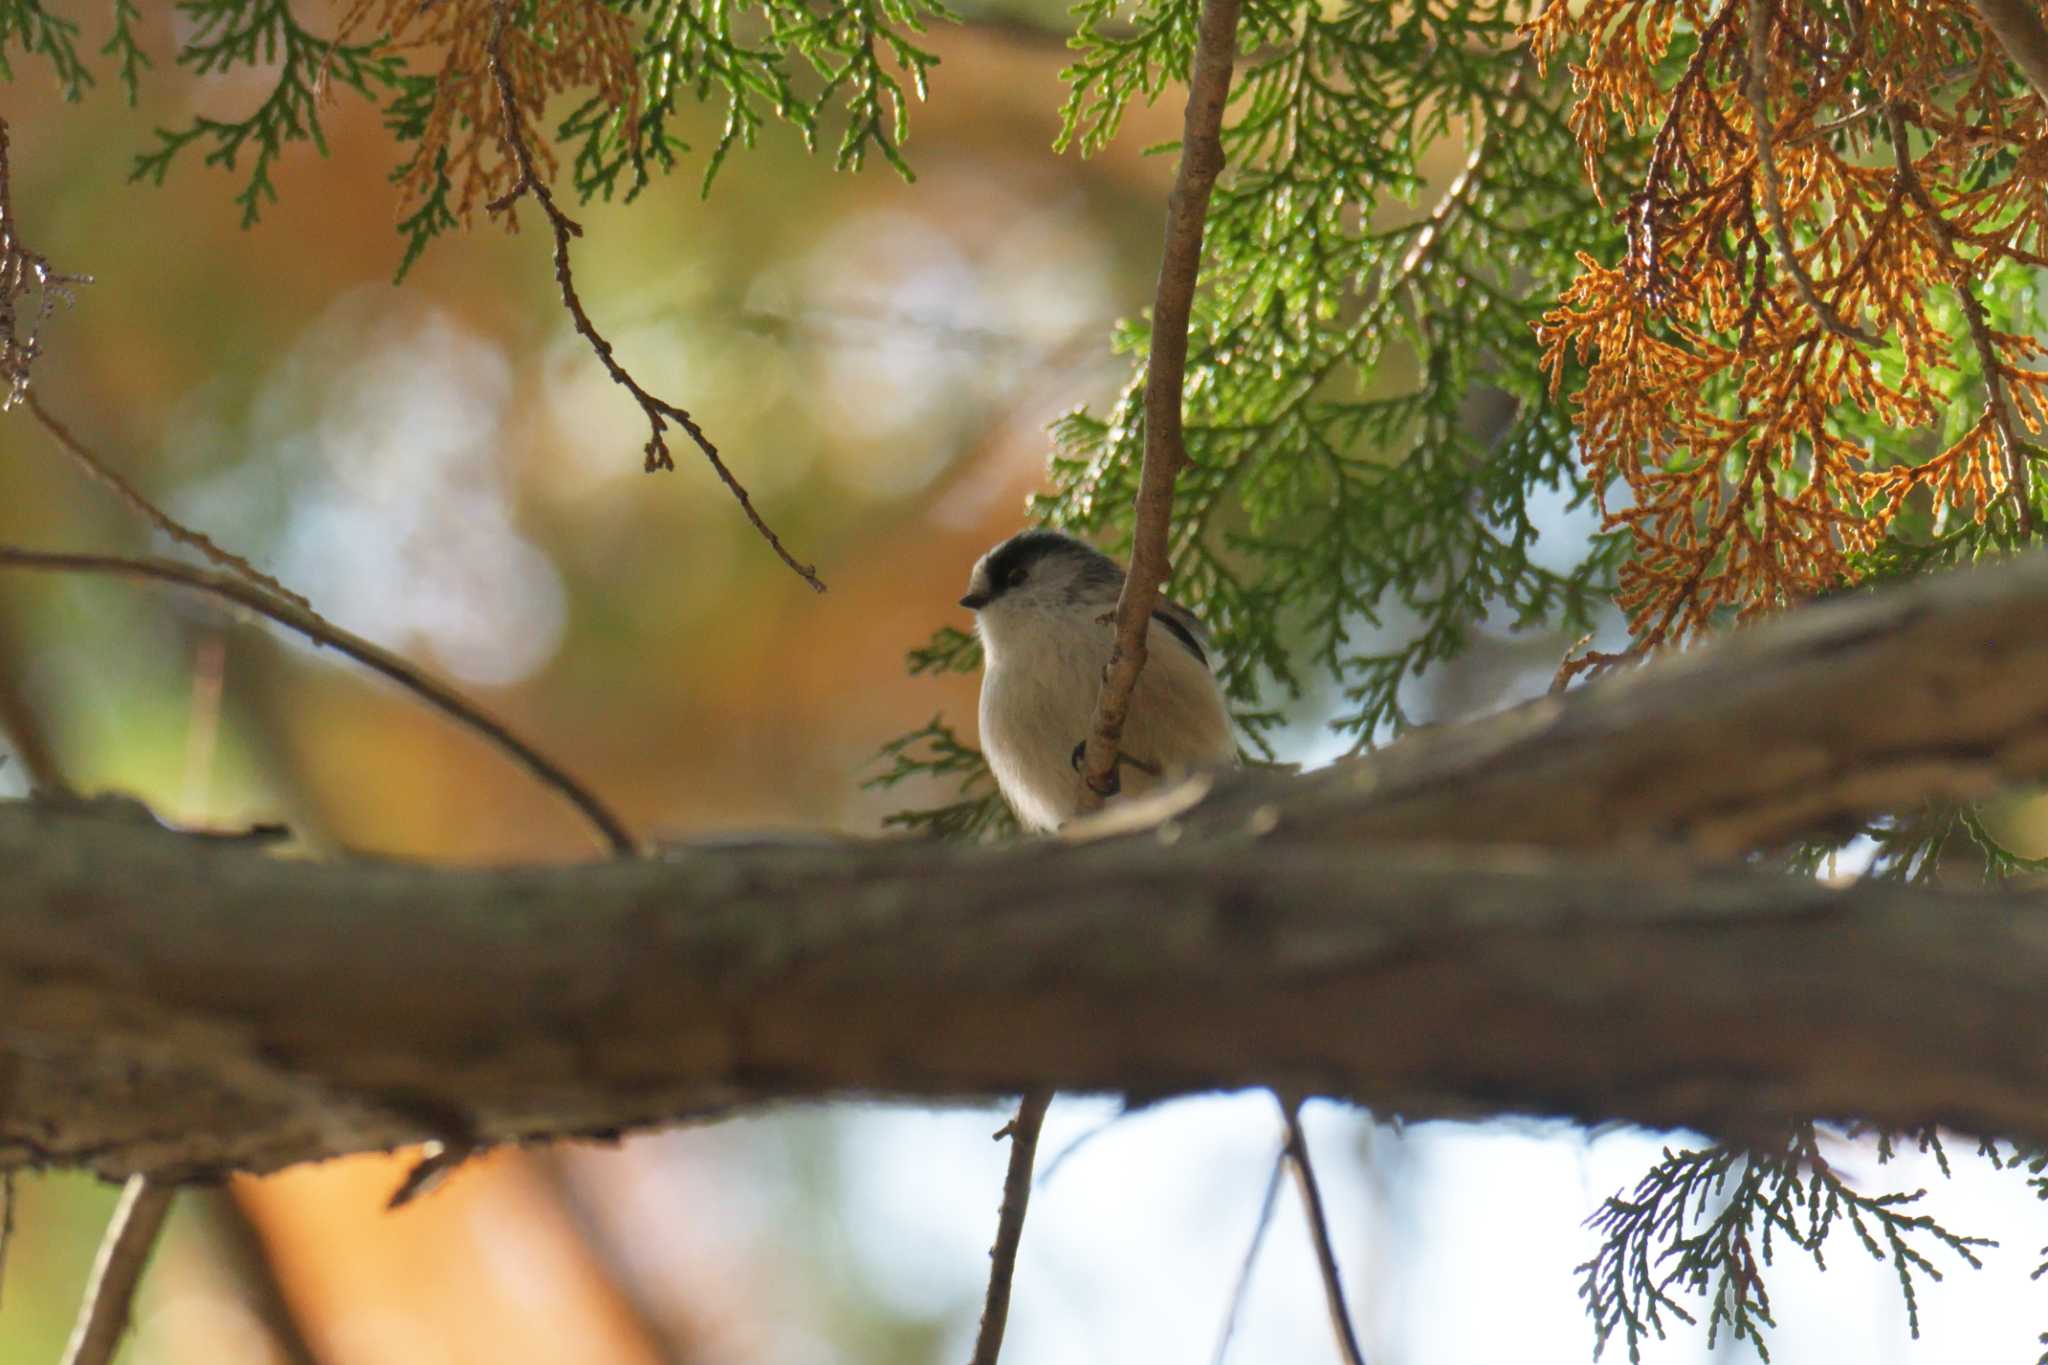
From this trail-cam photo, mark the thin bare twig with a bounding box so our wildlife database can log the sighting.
[1079,0,1242,805]
[1886,103,2039,538]
[1209,1141,1287,1365]
[1967,0,2048,109]
[479,0,823,594]
[0,546,638,855]
[27,393,317,613]
[1280,1099,1368,1365]
[968,1088,1053,1365]
[60,1175,175,1365]
[1744,0,1878,346]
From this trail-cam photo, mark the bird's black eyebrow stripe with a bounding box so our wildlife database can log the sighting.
[1151,609,1208,667]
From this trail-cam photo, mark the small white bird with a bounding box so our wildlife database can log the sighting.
[959,529,1236,832]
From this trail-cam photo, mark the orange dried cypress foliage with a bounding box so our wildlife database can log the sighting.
[1527,0,2048,668]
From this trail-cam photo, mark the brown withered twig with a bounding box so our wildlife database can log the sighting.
[480,0,824,593]
[0,547,638,855]
[1078,0,1242,806]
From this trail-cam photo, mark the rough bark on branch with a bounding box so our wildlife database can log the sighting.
[10,554,2048,1180]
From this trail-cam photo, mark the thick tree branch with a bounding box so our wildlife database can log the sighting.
[13,798,2048,1176]
[1225,549,2048,855]
[1080,0,1241,804]
[12,556,2048,1177]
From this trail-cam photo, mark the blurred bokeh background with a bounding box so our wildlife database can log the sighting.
[4,4,2047,1361]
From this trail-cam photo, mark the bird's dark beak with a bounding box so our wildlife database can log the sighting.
[959,592,990,610]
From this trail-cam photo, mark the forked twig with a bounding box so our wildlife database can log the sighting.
[0,547,638,854]
[1078,0,1242,806]
[1210,1141,1287,1365]
[60,1175,175,1365]
[1280,1098,1368,1365]
[968,1088,1053,1365]
[479,0,824,593]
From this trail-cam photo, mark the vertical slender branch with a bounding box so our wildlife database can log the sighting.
[1079,0,1243,805]
[1280,1099,1369,1365]
[60,1175,176,1365]
[968,1088,1053,1365]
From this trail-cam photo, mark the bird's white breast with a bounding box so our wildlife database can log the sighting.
[979,607,1234,832]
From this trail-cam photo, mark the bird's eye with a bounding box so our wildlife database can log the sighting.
[1005,566,1029,589]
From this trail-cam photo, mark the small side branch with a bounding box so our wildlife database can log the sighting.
[60,1175,175,1365]
[1281,1100,1368,1365]
[968,1088,1053,1365]
[0,546,637,855]
[1080,0,1242,803]
[479,0,824,593]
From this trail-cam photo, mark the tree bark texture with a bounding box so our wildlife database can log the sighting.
[9,553,2048,1181]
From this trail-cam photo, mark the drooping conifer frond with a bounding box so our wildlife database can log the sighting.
[1581,1125,1995,1363]
[95,0,952,271]
[1529,0,2048,671]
